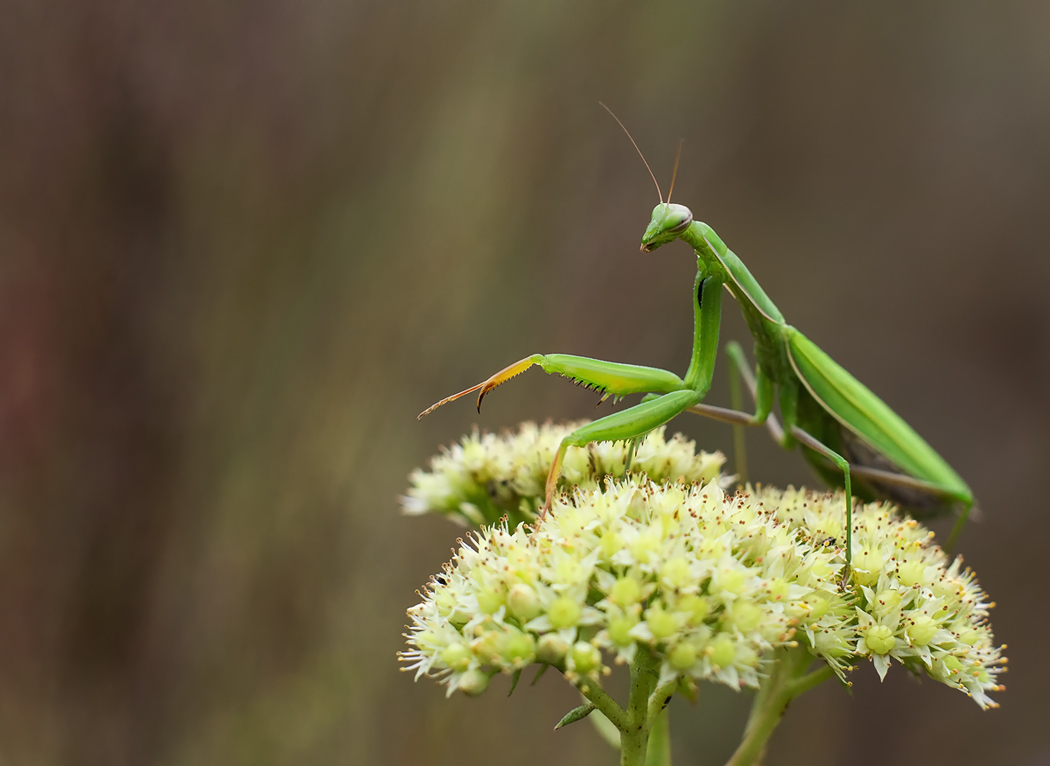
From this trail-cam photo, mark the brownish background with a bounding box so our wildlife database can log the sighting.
[1,2,1046,764]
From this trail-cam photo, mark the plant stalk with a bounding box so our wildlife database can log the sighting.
[725,648,833,766]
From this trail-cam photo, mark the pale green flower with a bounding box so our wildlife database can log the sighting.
[402,477,844,696]
[401,432,1005,710]
[401,421,726,526]
[752,485,1006,708]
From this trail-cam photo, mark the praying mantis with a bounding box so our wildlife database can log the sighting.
[419,109,974,569]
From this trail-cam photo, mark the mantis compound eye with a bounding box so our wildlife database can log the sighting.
[664,203,693,234]
[668,214,692,234]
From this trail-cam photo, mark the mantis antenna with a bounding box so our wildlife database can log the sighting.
[599,102,663,203]
[667,139,684,203]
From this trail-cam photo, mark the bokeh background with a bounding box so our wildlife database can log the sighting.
[2,2,1048,764]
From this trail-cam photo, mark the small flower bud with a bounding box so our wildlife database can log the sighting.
[865,625,895,655]
[677,594,710,624]
[715,568,746,596]
[729,603,763,634]
[457,668,490,696]
[629,529,660,564]
[907,615,937,647]
[472,631,501,664]
[608,614,639,647]
[507,584,543,622]
[958,628,981,646]
[548,596,582,629]
[610,576,643,607]
[766,578,790,601]
[440,642,473,672]
[476,588,504,615]
[570,642,602,675]
[537,633,569,665]
[600,530,623,560]
[496,629,536,667]
[897,560,925,587]
[669,642,698,670]
[660,556,692,589]
[708,635,736,669]
[851,548,883,587]
[873,589,901,615]
[808,596,831,620]
[645,606,678,640]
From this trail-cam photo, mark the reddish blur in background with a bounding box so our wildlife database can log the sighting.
[1,2,1047,765]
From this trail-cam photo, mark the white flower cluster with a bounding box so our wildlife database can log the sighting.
[402,421,726,527]
[401,477,842,697]
[759,487,1005,708]
[402,473,1005,708]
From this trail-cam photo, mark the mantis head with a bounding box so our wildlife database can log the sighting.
[640,203,693,252]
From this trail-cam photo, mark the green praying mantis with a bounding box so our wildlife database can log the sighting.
[420,109,974,569]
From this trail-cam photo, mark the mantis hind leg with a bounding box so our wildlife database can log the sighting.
[840,462,974,554]
[775,382,854,577]
[788,425,854,579]
[727,349,749,483]
[946,502,973,554]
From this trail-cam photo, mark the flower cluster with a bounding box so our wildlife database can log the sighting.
[759,486,1005,708]
[401,429,1005,709]
[402,421,726,527]
[402,477,842,696]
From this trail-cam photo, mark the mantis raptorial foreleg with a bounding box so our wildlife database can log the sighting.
[418,355,687,419]
[541,390,702,516]
[420,270,727,516]
[419,355,708,514]
[423,110,976,578]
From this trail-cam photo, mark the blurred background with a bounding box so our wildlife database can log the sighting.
[1,1,1047,764]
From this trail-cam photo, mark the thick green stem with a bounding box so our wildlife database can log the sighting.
[725,648,833,766]
[573,648,680,766]
[620,648,656,766]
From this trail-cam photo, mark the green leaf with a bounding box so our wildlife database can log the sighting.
[507,669,522,697]
[554,703,596,730]
[531,664,549,685]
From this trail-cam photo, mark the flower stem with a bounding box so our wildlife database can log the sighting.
[575,679,629,732]
[620,648,657,766]
[725,647,833,766]
[573,648,678,765]
[645,706,672,766]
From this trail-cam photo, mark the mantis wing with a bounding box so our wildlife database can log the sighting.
[784,326,971,503]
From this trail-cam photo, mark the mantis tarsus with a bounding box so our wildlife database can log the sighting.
[420,110,974,570]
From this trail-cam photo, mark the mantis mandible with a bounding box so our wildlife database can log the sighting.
[419,108,974,569]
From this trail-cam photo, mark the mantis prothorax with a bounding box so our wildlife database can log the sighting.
[420,110,974,570]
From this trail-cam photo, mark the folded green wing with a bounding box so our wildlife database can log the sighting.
[784,326,970,499]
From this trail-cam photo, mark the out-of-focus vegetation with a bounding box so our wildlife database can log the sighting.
[0,2,1046,765]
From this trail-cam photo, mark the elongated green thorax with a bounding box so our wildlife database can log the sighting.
[679,222,785,326]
